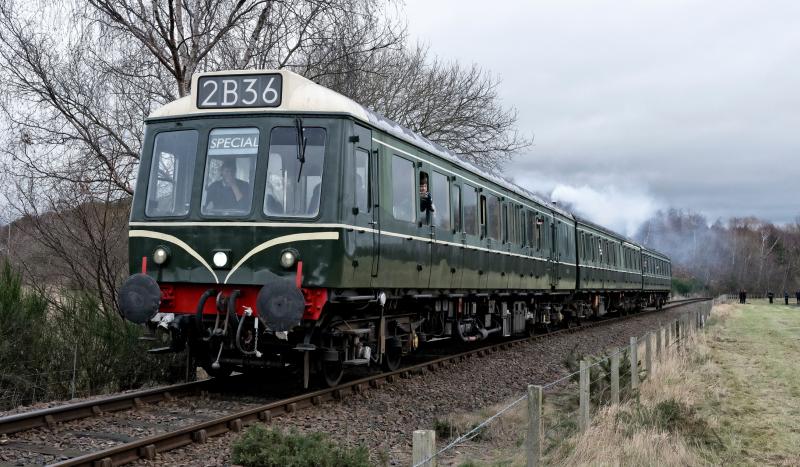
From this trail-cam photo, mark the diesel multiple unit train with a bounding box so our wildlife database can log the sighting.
[119,70,672,387]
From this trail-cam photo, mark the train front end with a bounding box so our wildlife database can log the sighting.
[118,70,346,381]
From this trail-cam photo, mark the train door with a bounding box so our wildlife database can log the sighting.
[549,215,560,289]
[350,124,378,285]
[416,163,433,288]
[460,184,481,289]
[429,171,460,289]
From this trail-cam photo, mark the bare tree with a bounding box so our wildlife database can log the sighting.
[317,43,531,169]
[636,210,800,296]
[0,0,531,309]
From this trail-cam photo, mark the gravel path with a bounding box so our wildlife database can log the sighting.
[138,302,708,467]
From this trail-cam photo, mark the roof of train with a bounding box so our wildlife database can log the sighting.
[149,69,670,262]
[149,69,572,218]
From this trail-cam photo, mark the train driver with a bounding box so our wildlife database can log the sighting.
[205,159,251,212]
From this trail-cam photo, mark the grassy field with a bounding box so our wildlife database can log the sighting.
[700,300,800,465]
[432,301,800,466]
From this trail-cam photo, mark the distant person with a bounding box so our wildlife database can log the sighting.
[796,290,800,305]
[767,291,774,304]
[742,290,747,304]
[738,290,744,304]
[785,291,790,305]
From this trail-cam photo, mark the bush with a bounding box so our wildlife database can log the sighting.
[0,260,186,409]
[433,418,457,439]
[231,426,370,467]
[615,398,721,448]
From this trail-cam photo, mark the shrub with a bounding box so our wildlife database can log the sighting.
[231,426,370,467]
[615,397,721,448]
[0,260,186,409]
[434,417,457,439]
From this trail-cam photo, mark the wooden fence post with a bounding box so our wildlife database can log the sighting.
[656,326,663,359]
[412,430,436,467]
[645,333,653,378]
[527,385,543,467]
[610,349,620,405]
[579,360,590,432]
[629,336,638,390]
[665,323,671,352]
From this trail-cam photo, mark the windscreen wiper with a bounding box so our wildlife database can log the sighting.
[295,117,307,182]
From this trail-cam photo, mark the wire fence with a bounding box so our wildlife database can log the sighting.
[412,300,714,467]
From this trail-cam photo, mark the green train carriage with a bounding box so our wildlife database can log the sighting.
[119,70,670,387]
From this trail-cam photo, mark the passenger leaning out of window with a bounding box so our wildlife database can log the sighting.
[419,172,435,213]
[206,160,251,211]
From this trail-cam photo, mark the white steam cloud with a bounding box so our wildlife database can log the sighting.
[550,184,661,237]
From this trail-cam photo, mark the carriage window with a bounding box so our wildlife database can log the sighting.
[526,212,534,248]
[463,185,478,236]
[201,128,258,216]
[479,195,487,233]
[432,172,450,230]
[598,238,603,263]
[354,149,369,213]
[146,130,198,217]
[487,195,500,240]
[264,126,326,217]
[391,155,415,222]
[452,185,462,232]
[502,203,509,243]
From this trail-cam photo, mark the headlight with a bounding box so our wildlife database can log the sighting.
[212,251,229,268]
[153,247,169,265]
[280,249,297,269]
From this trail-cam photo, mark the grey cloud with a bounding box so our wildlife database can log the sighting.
[406,0,800,228]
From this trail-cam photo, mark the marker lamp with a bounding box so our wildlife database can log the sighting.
[280,249,297,269]
[153,247,169,265]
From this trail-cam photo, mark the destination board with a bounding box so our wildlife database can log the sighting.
[197,74,282,109]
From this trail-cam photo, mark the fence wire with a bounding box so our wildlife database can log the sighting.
[412,305,713,465]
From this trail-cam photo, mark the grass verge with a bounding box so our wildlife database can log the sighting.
[426,301,800,466]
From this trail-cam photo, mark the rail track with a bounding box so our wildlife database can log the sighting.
[0,298,708,466]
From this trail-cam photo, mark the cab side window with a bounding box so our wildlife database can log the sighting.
[354,149,369,213]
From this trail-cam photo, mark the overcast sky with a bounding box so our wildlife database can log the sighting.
[405,0,800,235]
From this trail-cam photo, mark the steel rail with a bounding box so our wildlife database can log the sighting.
[49,297,709,467]
[0,376,218,436]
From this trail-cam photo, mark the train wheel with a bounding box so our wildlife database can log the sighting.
[382,342,402,372]
[320,355,344,387]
